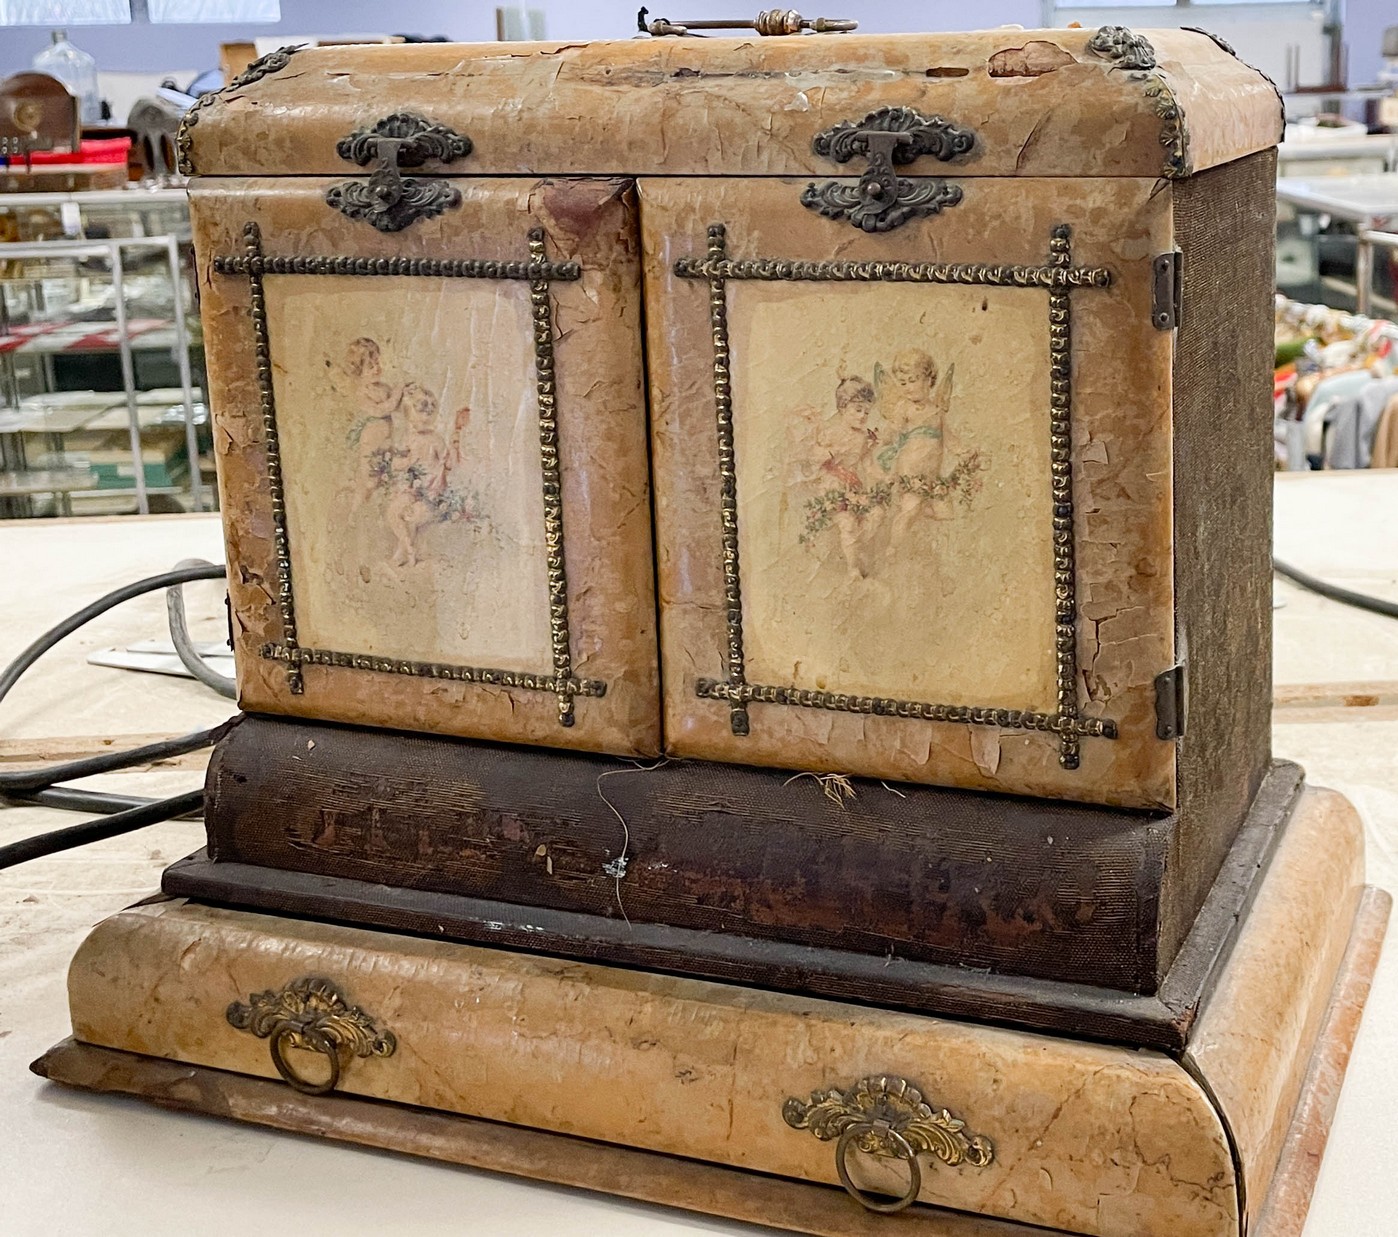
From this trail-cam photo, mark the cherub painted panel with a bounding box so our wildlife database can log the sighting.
[194,176,659,756]
[266,278,553,673]
[642,176,1177,807]
[732,282,1056,712]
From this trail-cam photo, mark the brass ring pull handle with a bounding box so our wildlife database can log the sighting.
[325,112,473,233]
[783,1074,994,1215]
[801,107,977,233]
[227,977,397,1096]
[269,1023,341,1095]
[834,1125,922,1214]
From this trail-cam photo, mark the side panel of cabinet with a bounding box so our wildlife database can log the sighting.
[640,177,1175,808]
[192,177,660,757]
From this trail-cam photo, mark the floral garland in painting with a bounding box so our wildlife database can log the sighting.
[801,450,985,544]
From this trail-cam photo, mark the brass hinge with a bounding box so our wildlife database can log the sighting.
[1151,251,1182,330]
[1155,663,1188,740]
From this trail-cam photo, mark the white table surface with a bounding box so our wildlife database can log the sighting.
[1275,173,1398,227]
[1,479,1396,1236]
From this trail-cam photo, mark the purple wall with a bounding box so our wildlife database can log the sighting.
[1,0,1037,79]
[0,0,1389,90]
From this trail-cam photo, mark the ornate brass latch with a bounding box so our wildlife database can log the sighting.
[802,107,976,233]
[783,1074,994,1213]
[227,976,397,1095]
[325,112,472,233]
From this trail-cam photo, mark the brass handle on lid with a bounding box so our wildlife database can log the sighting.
[782,1074,994,1214]
[801,107,977,233]
[638,7,856,36]
[227,976,397,1095]
[325,112,473,233]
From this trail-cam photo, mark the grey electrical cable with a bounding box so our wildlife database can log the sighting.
[165,557,236,699]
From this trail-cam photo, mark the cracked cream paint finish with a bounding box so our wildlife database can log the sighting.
[182,30,1281,182]
[642,176,1175,808]
[1186,787,1368,1228]
[192,177,661,757]
[67,897,1238,1237]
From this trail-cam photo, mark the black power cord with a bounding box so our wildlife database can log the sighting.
[0,791,206,870]
[0,562,234,871]
[1274,558,1398,620]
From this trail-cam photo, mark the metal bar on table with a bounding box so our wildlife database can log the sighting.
[0,188,188,212]
[107,241,150,516]
[165,235,204,512]
[0,237,188,259]
[1355,234,1375,316]
[1357,230,1398,320]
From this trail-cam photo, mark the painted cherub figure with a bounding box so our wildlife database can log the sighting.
[875,349,955,536]
[385,381,463,567]
[340,337,401,504]
[816,376,884,580]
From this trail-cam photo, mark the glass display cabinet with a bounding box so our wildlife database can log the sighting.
[0,187,210,517]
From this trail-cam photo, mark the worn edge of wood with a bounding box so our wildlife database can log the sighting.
[162,849,1189,1049]
[171,760,1304,1053]
[1250,886,1392,1237]
[29,1039,1047,1237]
[1153,761,1305,1035]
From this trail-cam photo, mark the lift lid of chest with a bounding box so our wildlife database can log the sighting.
[178,27,1283,182]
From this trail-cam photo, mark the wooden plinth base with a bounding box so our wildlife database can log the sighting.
[28,787,1390,1237]
[29,884,1388,1237]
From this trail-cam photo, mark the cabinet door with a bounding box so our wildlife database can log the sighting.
[193,178,659,757]
[641,177,1176,808]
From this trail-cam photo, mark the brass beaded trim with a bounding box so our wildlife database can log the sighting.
[676,223,1114,767]
[703,224,750,735]
[696,679,1115,740]
[528,227,581,726]
[220,224,599,722]
[261,643,606,699]
[675,256,1111,289]
[212,255,581,282]
[1048,224,1083,768]
[176,45,301,177]
[241,222,303,694]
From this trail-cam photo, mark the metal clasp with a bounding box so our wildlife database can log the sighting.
[802,107,977,233]
[325,112,472,233]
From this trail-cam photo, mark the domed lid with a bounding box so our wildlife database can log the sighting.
[179,26,1283,181]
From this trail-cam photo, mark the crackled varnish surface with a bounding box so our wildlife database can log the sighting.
[181,29,1281,182]
[643,176,1173,806]
[185,25,1282,804]
[64,790,1372,1237]
[194,177,660,756]
[67,898,1238,1237]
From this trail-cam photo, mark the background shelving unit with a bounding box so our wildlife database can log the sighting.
[0,187,210,518]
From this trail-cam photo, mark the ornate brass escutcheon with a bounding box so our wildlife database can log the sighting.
[782,1074,994,1214]
[227,976,397,1095]
[802,107,976,233]
[325,112,472,233]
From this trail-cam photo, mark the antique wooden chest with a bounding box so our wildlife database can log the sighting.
[187,27,1282,814]
[38,30,1390,1236]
